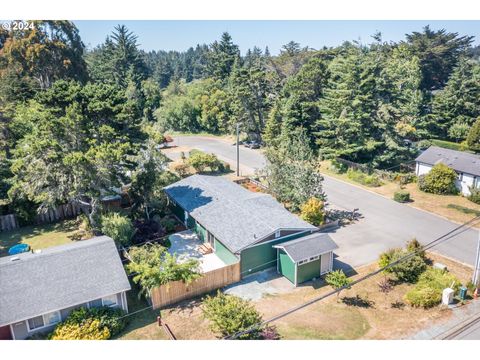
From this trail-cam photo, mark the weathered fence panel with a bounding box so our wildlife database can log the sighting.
[0,202,82,233]
[150,262,241,309]
[0,214,18,232]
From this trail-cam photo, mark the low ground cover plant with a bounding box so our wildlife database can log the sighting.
[393,190,410,203]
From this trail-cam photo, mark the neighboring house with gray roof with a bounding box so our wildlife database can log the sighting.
[164,175,338,284]
[415,146,480,195]
[0,236,130,340]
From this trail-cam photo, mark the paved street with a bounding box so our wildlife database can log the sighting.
[166,135,479,268]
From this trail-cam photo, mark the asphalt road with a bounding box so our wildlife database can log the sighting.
[167,136,479,269]
[450,318,480,339]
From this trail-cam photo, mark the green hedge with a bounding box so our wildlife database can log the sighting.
[430,139,470,152]
[346,169,382,187]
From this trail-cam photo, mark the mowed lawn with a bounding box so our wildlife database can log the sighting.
[0,220,79,257]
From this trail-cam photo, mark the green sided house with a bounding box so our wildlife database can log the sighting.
[164,175,338,285]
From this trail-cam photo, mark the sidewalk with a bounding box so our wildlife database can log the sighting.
[408,299,480,339]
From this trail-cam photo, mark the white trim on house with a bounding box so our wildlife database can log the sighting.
[9,324,15,340]
[240,229,316,253]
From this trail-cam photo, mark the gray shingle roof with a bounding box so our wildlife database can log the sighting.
[274,232,338,263]
[0,236,130,327]
[164,175,316,253]
[416,146,480,177]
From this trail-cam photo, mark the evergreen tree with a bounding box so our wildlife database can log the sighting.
[207,32,240,80]
[432,58,480,139]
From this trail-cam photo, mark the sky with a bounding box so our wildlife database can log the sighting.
[73,20,480,54]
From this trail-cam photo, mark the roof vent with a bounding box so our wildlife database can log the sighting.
[10,257,20,261]
[33,249,42,254]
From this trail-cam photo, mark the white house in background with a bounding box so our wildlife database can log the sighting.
[415,146,480,196]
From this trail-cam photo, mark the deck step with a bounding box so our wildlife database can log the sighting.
[198,243,213,255]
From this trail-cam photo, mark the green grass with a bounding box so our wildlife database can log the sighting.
[0,220,79,257]
[429,139,471,152]
[447,204,480,216]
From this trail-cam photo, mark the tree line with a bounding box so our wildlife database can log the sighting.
[0,21,479,223]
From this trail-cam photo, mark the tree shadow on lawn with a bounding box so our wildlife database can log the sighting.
[341,295,375,309]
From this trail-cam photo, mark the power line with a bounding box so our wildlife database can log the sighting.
[225,215,480,339]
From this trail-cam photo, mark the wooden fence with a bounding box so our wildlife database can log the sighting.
[0,202,82,232]
[150,262,241,309]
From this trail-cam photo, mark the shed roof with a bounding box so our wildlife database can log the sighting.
[164,175,316,253]
[0,236,130,327]
[274,232,338,263]
[415,146,480,177]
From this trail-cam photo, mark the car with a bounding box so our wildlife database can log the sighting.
[245,140,262,149]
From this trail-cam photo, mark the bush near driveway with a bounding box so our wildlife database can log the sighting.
[467,187,480,205]
[49,307,127,340]
[418,163,458,195]
[404,268,461,308]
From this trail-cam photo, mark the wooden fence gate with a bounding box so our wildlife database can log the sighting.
[150,262,241,309]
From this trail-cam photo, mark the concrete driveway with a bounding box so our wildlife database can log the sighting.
[164,136,479,268]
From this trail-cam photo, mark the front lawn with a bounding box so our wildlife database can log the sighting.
[0,220,80,257]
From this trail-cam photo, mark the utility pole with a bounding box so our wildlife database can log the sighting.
[236,122,240,177]
[473,230,480,287]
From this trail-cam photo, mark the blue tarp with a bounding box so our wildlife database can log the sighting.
[8,243,30,255]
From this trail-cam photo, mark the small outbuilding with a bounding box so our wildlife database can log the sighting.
[274,232,338,286]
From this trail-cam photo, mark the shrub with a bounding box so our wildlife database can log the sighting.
[100,212,135,246]
[393,190,410,203]
[171,162,191,177]
[467,186,480,205]
[259,325,281,340]
[159,217,176,232]
[404,268,461,308]
[329,159,348,174]
[378,243,427,283]
[202,292,262,339]
[300,197,325,226]
[466,118,480,152]
[416,140,432,150]
[346,169,382,187]
[188,150,222,173]
[48,307,126,340]
[418,163,458,195]
[325,269,351,299]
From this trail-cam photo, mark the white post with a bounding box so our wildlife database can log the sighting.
[236,123,240,177]
[473,230,480,287]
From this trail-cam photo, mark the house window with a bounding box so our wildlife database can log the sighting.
[88,299,103,308]
[27,316,44,331]
[309,256,319,261]
[43,311,61,326]
[27,311,61,331]
[102,294,118,307]
[275,230,281,238]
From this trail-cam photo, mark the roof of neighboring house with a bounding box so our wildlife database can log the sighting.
[415,146,480,177]
[274,232,338,263]
[164,175,317,253]
[0,236,130,327]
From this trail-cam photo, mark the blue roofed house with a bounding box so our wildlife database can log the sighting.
[164,175,338,286]
[0,236,130,340]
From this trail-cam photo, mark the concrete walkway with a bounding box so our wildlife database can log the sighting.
[409,299,480,339]
[223,268,295,301]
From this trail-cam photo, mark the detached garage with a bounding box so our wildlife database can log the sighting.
[274,233,338,286]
